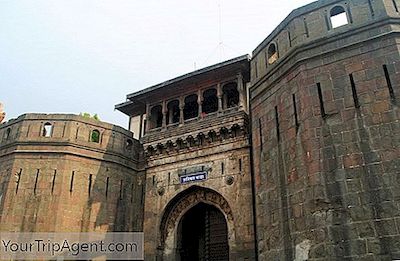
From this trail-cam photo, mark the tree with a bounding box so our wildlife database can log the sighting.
[79,112,100,121]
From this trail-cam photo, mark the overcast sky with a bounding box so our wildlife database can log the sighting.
[1,0,315,128]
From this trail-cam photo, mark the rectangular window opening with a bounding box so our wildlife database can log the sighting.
[317,83,327,118]
[221,162,225,175]
[383,64,396,101]
[349,74,360,108]
[239,159,242,172]
[275,106,280,142]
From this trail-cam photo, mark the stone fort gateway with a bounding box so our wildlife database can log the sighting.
[1,0,400,260]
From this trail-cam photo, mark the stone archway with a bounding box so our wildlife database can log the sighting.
[158,186,235,261]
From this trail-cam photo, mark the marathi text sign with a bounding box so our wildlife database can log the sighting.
[180,171,207,184]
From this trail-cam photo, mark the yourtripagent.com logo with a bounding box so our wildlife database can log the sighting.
[0,232,143,260]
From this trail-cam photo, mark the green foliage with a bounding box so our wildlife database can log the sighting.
[79,112,100,121]
[91,130,100,143]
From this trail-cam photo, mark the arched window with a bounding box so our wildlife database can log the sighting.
[184,94,199,120]
[223,82,239,109]
[42,122,53,137]
[126,139,133,151]
[167,100,180,125]
[268,43,278,64]
[4,128,11,140]
[91,129,100,143]
[202,88,218,114]
[330,5,348,28]
[150,105,163,129]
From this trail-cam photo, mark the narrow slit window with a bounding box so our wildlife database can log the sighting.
[34,169,40,195]
[383,64,396,101]
[303,17,309,37]
[221,162,224,175]
[105,177,109,199]
[259,118,263,151]
[4,128,11,140]
[275,106,280,142]
[88,174,93,196]
[119,180,123,200]
[349,74,360,108]
[393,0,399,12]
[239,159,242,172]
[42,122,53,137]
[255,61,258,78]
[51,170,57,194]
[131,183,134,203]
[70,171,75,193]
[292,94,300,132]
[368,0,375,16]
[317,83,327,118]
[15,169,22,194]
[330,6,349,28]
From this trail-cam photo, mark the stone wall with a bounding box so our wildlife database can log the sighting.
[143,129,255,260]
[0,114,145,232]
[250,0,400,260]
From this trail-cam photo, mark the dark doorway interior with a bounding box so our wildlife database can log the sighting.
[177,203,229,261]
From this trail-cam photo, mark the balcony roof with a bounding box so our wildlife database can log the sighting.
[115,55,250,116]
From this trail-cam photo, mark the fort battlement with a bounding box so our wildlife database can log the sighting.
[251,0,400,96]
[0,113,143,166]
[0,114,144,233]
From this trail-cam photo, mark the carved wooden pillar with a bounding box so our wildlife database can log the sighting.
[179,97,185,124]
[237,73,245,109]
[217,83,223,113]
[162,100,167,128]
[145,103,151,132]
[198,90,203,118]
[168,103,174,124]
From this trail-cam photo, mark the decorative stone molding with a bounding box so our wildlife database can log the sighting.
[145,123,248,157]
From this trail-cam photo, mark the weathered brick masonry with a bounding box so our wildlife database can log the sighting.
[250,0,400,260]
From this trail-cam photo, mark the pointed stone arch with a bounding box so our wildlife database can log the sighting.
[158,186,235,260]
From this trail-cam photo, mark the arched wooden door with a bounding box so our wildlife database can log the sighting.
[177,203,229,261]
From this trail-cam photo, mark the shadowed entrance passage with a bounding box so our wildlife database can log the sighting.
[177,203,229,261]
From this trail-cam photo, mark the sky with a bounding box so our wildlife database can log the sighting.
[1,0,315,128]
